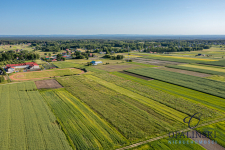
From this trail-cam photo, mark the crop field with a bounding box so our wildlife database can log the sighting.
[157,67,211,77]
[0,82,72,150]
[65,59,124,64]
[93,63,153,72]
[126,68,225,99]
[180,64,225,72]
[112,71,225,113]
[41,88,127,149]
[57,75,188,142]
[132,58,185,66]
[10,68,82,80]
[197,121,225,148]
[92,73,221,122]
[167,65,225,76]
[52,62,84,68]
[142,55,217,63]
[130,136,205,150]
[206,75,225,82]
[199,59,225,67]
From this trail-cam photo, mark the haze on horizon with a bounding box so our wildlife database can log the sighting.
[1,0,225,35]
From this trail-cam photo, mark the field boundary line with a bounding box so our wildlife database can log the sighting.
[116,118,225,150]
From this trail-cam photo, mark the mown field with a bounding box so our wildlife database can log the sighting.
[126,68,225,99]
[10,68,82,80]
[0,82,72,150]
[112,71,225,113]
[41,88,127,150]
[197,121,225,148]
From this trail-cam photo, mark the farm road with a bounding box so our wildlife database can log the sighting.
[116,118,225,150]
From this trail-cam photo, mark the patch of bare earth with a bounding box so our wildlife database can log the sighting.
[35,79,63,89]
[119,71,153,81]
[156,67,211,77]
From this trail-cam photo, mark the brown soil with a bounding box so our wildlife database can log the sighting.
[35,79,63,89]
[119,71,153,81]
[156,67,211,77]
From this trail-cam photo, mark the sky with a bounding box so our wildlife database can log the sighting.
[1,0,225,35]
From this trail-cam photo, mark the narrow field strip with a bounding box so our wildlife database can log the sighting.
[180,64,225,73]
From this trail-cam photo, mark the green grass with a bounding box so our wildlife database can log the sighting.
[41,88,127,149]
[126,68,225,99]
[111,71,225,113]
[197,121,225,148]
[56,75,187,142]
[0,82,72,150]
[52,62,84,68]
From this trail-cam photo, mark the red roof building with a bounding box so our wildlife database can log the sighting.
[6,62,39,69]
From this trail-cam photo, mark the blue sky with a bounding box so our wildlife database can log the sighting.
[1,0,225,35]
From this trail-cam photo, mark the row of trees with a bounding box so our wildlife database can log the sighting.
[0,51,40,61]
[103,54,124,60]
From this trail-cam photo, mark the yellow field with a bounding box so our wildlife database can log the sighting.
[180,64,225,73]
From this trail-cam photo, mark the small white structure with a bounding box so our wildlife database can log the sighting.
[91,61,102,65]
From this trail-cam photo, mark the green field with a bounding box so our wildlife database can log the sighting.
[91,73,220,123]
[57,75,188,142]
[111,71,225,113]
[10,68,82,80]
[166,65,225,76]
[52,62,84,68]
[206,75,225,82]
[131,136,205,150]
[197,121,225,148]
[126,68,225,99]
[0,82,72,150]
[180,64,225,72]
[41,88,127,149]
[199,59,225,67]
[0,44,34,52]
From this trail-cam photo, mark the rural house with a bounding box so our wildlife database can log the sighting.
[90,61,102,65]
[5,62,39,73]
